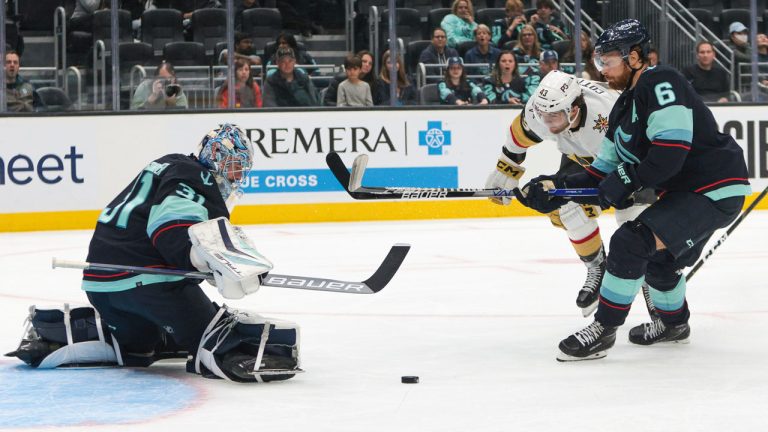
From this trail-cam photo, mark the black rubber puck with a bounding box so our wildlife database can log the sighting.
[401,376,419,384]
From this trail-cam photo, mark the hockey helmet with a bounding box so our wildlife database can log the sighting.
[197,123,254,201]
[532,70,582,132]
[593,19,651,71]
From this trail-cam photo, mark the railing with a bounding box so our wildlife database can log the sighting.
[738,62,768,100]
[556,0,604,41]
[416,62,586,88]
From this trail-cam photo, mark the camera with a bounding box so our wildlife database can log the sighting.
[165,83,181,97]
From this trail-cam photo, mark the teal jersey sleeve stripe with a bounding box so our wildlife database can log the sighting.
[703,184,753,201]
[600,272,644,305]
[646,105,693,143]
[648,278,686,312]
[147,195,209,238]
[82,274,186,292]
[592,137,622,173]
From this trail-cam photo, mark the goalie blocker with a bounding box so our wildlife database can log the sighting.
[5,303,301,383]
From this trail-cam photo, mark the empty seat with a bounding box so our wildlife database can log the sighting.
[419,83,441,105]
[719,9,752,39]
[191,8,227,57]
[119,42,155,71]
[16,0,61,33]
[406,39,432,75]
[686,0,723,16]
[92,9,133,51]
[551,39,570,60]
[241,8,283,54]
[163,41,208,66]
[141,9,185,54]
[427,8,451,34]
[400,0,445,19]
[36,87,75,112]
[381,8,423,47]
[687,8,718,36]
[476,8,506,27]
[457,40,475,57]
[728,0,766,10]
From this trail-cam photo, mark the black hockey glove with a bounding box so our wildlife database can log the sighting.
[598,162,641,210]
[513,174,567,214]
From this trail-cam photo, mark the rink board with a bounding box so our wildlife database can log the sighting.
[0,106,766,232]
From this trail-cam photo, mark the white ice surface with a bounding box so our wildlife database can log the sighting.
[1,213,767,431]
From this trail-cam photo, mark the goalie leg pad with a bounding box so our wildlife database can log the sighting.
[5,304,121,368]
[195,305,300,383]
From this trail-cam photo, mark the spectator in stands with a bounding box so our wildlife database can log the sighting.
[529,0,567,50]
[131,61,188,110]
[464,24,501,74]
[725,22,752,66]
[218,31,262,68]
[561,32,602,81]
[481,50,527,105]
[266,32,318,76]
[538,49,559,77]
[512,24,541,66]
[376,50,418,106]
[441,0,478,48]
[262,47,319,107]
[438,57,488,105]
[647,48,659,66]
[217,58,263,108]
[419,27,459,65]
[325,50,381,106]
[683,41,730,103]
[758,34,768,99]
[491,0,526,49]
[337,54,373,107]
[69,0,105,33]
[4,50,40,112]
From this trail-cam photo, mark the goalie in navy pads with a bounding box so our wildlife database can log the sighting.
[7,124,301,382]
[514,19,751,361]
[485,69,654,317]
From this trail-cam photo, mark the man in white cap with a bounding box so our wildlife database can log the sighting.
[725,21,752,65]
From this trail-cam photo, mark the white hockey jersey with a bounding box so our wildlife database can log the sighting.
[504,78,619,161]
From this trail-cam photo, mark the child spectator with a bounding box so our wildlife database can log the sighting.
[324,50,381,106]
[217,58,263,108]
[491,0,526,48]
[529,0,567,49]
[337,54,373,107]
[438,57,487,105]
[377,50,418,106]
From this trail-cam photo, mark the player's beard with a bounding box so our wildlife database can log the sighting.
[606,65,633,90]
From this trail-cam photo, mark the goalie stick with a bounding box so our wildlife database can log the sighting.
[326,152,598,200]
[52,244,409,295]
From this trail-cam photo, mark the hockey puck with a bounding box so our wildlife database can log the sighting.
[401,376,419,384]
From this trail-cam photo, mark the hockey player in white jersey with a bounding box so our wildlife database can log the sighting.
[485,70,653,316]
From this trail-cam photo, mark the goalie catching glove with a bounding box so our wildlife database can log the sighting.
[485,151,526,205]
[189,217,273,299]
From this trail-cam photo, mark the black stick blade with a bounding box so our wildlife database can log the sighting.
[362,243,410,292]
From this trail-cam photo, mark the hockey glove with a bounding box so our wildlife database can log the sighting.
[513,174,567,214]
[598,162,641,210]
[485,153,526,205]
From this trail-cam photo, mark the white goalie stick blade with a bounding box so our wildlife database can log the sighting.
[349,153,368,192]
[52,244,409,295]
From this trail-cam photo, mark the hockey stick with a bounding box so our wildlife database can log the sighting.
[52,244,410,295]
[326,152,598,200]
[640,184,768,319]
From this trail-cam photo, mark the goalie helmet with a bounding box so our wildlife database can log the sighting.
[197,123,254,202]
[531,70,582,132]
[594,19,651,70]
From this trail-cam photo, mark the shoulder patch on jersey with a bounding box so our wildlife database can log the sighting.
[593,113,609,133]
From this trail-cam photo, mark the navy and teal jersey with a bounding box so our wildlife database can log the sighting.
[588,65,751,200]
[82,154,229,292]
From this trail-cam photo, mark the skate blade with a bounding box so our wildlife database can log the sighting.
[249,367,305,376]
[556,351,607,362]
[581,301,598,317]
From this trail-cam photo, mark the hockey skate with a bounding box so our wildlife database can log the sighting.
[557,321,617,362]
[222,352,303,382]
[576,251,605,317]
[628,320,690,345]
